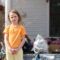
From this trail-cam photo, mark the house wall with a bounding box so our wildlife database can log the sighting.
[0,0,5,6]
[10,0,49,40]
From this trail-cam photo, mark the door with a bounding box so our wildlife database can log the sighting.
[50,0,60,37]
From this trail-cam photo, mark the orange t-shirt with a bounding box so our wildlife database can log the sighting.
[3,25,26,48]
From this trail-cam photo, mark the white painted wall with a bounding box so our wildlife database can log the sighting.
[10,0,49,40]
[0,0,5,6]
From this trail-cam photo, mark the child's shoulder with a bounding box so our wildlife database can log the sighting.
[5,25,10,29]
[19,24,25,28]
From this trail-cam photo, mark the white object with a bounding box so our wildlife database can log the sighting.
[33,34,48,53]
[40,54,55,60]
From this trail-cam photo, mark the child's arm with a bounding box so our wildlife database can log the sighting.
[18,36,26,50]
[15,35,29,51]
[16,35,31,51]
[4,33,11,50]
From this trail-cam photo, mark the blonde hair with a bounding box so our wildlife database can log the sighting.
[8,9,22,24]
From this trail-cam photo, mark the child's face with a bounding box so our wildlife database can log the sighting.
[9,12,19,24]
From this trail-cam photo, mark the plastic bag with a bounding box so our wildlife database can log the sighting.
[33,34,48,53]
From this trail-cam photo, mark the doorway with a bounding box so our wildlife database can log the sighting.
[50,0,60,37]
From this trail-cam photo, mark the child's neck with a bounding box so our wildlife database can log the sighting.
[11,23,19,27]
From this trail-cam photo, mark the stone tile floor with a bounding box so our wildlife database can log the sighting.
[24,54,60,60]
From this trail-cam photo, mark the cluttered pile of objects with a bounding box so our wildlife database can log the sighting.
[32,34,55,60]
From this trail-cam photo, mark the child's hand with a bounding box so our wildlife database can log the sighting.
[14,46,21,51]
[10,48,17,55]
[10,46,21,55]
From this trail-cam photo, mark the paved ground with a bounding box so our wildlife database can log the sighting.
[24,54,60,60]
[2,53,60,60]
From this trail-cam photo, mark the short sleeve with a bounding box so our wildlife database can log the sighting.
[21,25,27,37]
[3,26,9,34]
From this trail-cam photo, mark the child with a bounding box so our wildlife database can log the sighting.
[3,9,27,60]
